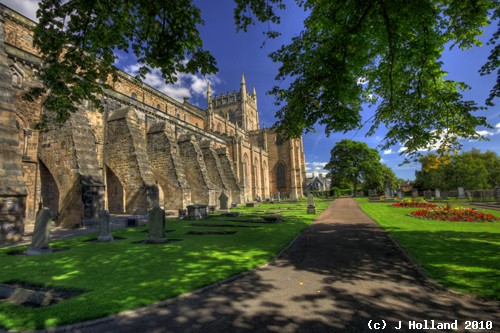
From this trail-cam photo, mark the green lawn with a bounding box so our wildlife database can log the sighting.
[359,203,500,299]
[0,199,331,331]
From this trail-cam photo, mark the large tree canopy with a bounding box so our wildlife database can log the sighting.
[269,0,498,161]
[325,139,387,195]
[26,0,498,159]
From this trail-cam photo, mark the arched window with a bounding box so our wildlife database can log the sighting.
[131,92,137,100]
[156,104,161,110]
[276,134,283,146]
[276,161,286,189]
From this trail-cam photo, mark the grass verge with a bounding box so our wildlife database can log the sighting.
[359,203,500,299]
[0,199,331,331]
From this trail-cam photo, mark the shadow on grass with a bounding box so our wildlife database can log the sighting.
[72,210,500,333]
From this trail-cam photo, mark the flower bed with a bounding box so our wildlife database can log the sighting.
[409,206,498,222]
[392,199,437,208]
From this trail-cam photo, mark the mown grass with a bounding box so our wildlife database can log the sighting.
[359,202,500,299]
[0,199,331,331]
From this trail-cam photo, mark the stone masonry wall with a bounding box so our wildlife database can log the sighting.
[0,12,26,243]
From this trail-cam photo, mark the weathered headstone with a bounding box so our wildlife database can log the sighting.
[307,193,315,206]
[434,189,442,200]
[357,190,364,197]
[385,186,393,198]
[368,189,378,198]
[397,190,403,200]
[307,193,317,214]
[424,190,432,201]
[412,189,419,199]
[275,192,281,202]
[27,208,53,255]
[219,192,229,210]
[457,187,466,199]
[146,206,167,244]
[97,210,113,242]
[290,191,298,202]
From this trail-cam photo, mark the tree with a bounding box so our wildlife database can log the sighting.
[414,149,500,190]
[325,139,384,195]
[268,0,498,161]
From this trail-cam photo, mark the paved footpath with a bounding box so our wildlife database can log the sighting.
[63,199,498,332]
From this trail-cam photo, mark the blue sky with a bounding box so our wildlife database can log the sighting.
[3,0,500,180]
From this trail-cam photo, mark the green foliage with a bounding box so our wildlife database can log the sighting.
[415,149,500,190]
[268,0,496,160]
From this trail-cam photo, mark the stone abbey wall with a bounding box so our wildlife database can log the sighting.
[0,4,307,244]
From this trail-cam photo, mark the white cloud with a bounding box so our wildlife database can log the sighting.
[1,0,40,21]
[123,64,220,103]
[383,149,393,155]
[476,130,495,137]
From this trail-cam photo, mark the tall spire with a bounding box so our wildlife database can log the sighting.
[241,72,246,85]
[206,81,213,111]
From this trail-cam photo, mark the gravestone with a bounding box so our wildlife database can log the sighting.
[307,193,316,214]
[457,187,466,199]
[495,187,500,200]
[357,190,365,197]
[219,192,229,210]
[434,189,442,200]
[27,208,53,255]
[146,206,167,244]
[412,189,419,199]
[290,191,298,202]
[424,190,432,201]
[397,190,403,200]
[368,189,378,198]
[385,186,393,198]
[275,192,281,202]
[97,210,113,242]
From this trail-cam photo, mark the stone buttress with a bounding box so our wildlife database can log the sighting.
[105,107,158,214]
[146,121,191,209]
[178,134,218,206]
[200,140,231,206]
[216,147,244,204]
[38,110,105,228]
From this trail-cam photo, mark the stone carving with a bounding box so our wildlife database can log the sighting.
[385,185,393,198]
[146,206,167,244]
[27,208,53,255]
[412,189,419,199]
[97,210,113,242]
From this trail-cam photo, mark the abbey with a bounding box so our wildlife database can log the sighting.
[0,4,306,243]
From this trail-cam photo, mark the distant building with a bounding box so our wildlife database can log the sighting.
[306,173,331,192]
[400,180,413,192]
